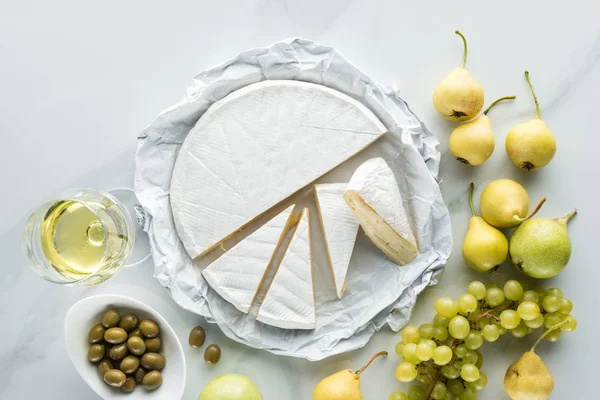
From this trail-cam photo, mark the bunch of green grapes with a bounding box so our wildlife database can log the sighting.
[389,280,576,400]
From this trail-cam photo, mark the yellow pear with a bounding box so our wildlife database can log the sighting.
[480,179,546,229]
[506,71,557,171]
[504,321,567,400]
[450,95,516,166]
[462,183,508,272]
[433,30,484,122]
[313,351,387,400]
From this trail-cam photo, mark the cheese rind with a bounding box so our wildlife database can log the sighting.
[257,208,316,330]
[201,205,297,314]
[344,158,418,265]
[314,183,359,298]
[170,80,386,259]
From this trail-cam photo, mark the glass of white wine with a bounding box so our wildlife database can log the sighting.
[22,189,137,286]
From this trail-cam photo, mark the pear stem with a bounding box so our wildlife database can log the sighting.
[355,351,388,376]
[531,320,569,352]
[455,30,468,68]
[557,209,578,226]
[483,96,517,115]
[524,70,541,119]
[468,183,476,217]
[513,197,547,224]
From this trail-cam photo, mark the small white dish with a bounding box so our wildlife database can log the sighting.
[65,294,186,400]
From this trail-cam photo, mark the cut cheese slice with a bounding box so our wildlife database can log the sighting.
[170,80,386,259]
[344,158,418,265]
[202,205,298,314]
[257,208,316,330]
[314,183,359,298]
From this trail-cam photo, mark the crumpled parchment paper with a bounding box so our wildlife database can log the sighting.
[134,38,453,361]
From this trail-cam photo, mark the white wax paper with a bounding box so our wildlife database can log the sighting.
[134,38,453,361]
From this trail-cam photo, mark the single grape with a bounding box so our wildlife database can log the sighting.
[395,361,417,382]
[544,313,563,329]
[435,297,459,319]
[471,371,487,390]
[431,381,448,400]
[441,365,461,379]
[454,344,468,358]
[474,350,484,368]
[465,331,484,350]
[547,287,563,298]
[402,326,421,344]
[524,314,545,329]
[510,322,529,338]
[449,316,470,339]
[463,350,478,365]
[558,298,573,315]
[517,301,541,321]
[419,323,435,340]
[542,295,561,313]
[416,343,434,361]
[402,343,420,364]
[468,281,487,300]
[434,314,450,328]
[458,294,478,314]
[395,342,405,357]
[486,287,505,307]
[545,328,562,342]
[500,310,521,329]
[434,326,449,341]
[561,315,577,332]
[521,290,539,304]
[458,386,478,400]
[482,324,499,342]
[460,364,480,383]
[447,379,464,395]
[503,280,524,301]
[389,392,408,400]
[433,345,453,365]
[408,385,427,400]
[422,339,437,350]
[417,370,433,385]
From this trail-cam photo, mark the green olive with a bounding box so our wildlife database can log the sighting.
[204,344,221,364]
[139,320,160,338]
[102,308,121,328]
[141,370,163,391]
[120,377,136,393]
[87,344,105,363]
[188,326,206,348]
[109,343,129,361]
[97,359,113,379]
[140,352,166,370]
[119,313,140,333]
[104,369,126,387]
[104,327,128,344]
[119,355,140,374]
[88,323,106,344]
[144,337,161,353]
[127,336,146,356]
[128,328,142,339]
[133,367,147,383]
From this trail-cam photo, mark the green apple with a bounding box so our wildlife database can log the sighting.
[199,374,263,400]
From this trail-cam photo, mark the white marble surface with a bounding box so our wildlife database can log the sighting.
[0,0,597,398]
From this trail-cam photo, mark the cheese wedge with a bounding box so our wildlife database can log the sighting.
[257,208,316,330]
[170,80,386,259]
[314,183,359,298]
[202,205,298,314]
[344,158,418,265]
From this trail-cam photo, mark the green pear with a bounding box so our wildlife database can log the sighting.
[462,183,508,272]
[433,31,484,122]
[449,95,515,166]
[506,71,557,171]
[510,210,577,279]
[313,352,387,400]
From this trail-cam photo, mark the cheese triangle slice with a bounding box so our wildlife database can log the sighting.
[257,208,316,330]
[344,158,418,265]
[314,183,359,298]
[202,205,298,314]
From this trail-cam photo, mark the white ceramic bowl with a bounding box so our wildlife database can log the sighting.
[65,294,186,399]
